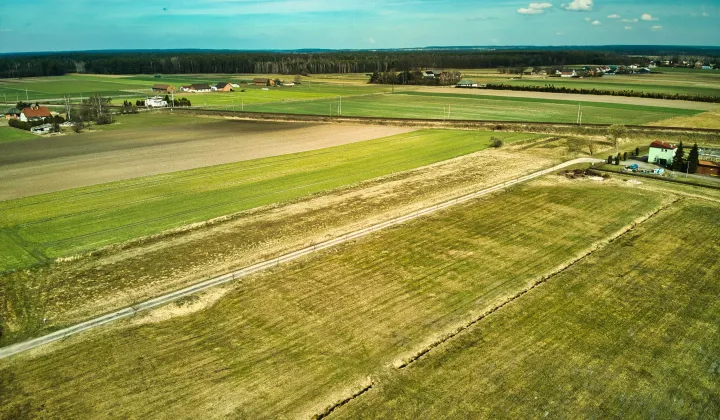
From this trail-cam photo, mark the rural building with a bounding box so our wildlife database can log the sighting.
[152,84,176,93]
[20,106,52,122]
[697,160,720,176]
[281,82,295,87]
[4,108,21,119]
[145,96,168,108]
[188,84,212,93]
[214,82,234,92]
[253,78,274,86]
[422,70,438,79]
[456,79,478,88]
[523,67,534,75]
[648,141,677,166]
[559,70,577,78]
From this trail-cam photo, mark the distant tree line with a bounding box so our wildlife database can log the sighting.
[369,70,462,85]
[482,83,720,103]
[0,50,662,78]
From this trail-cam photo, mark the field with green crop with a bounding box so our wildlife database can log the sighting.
[241,91,700,124]
[0,127,36,144]
[0,178,672,419]
[0,129,537,272]
[337,200,720,419]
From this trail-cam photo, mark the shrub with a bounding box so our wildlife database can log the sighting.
[490,137,504,148]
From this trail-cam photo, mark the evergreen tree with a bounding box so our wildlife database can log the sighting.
[623,152,627,161]
[687,143,700,174]
[672,141,685,171]
[635,147,640,157]
[616,153,621,165]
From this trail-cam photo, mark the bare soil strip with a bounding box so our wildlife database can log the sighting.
[0,121,414,200]
[0,158,600,360]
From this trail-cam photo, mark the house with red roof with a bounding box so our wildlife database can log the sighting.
[648,141,677,166]
[20,106,53,122]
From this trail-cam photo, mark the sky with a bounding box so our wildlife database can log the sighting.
[0,0,717,53]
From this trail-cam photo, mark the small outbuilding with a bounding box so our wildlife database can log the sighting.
[4,108,21,119]
[152,84,176,93]
[697,160,720,176]
[253,78,274,86]
[456,79,478,88]
[215,82,234,92]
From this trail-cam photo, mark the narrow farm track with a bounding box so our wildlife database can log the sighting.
[0,158,601,360]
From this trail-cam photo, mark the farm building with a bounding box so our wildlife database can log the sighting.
[20,106,52,122]
[188,84,212,93]
[422,70,438,79]
[253,78,275,86]
[456,80,478,88]
[214,82,234,92]
[4,108,21,119]
[282,82,295,87]
[648,141,677,166]
[697,161,720,176]
[559,70,577,78]
[152,84,176,93]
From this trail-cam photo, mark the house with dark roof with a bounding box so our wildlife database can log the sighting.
[188,84,212,93]
[648,141,677,166]
[20,106,52,122]
[4,108,21,120]
[253,78,274,86]
[152,84,176,93]
[214,82,234,92]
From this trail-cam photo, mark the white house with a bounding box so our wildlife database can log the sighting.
[20,106,53,122]
[648,141,677,166]
[559,70,577,78]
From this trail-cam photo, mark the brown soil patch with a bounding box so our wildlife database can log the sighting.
[0,121,414,200]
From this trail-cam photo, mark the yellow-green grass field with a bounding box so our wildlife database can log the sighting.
[0,127,36,144]
[337,200,720,419]
[241,92,701,125]
[0,178,672,419]
[0,129,538,272]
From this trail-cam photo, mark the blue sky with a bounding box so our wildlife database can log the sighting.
[0,0,717,52]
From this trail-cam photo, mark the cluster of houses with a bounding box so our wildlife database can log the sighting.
[648,141,720,176]
[651,60,717,70]
[151,79,296,94]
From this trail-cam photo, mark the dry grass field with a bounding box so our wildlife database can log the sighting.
[0,177,675,419]
[0,115,414,200]
[336,200,720,419]
[648,109,720,129]
[0,137,559,345]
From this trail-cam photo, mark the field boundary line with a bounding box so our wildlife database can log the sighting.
[392,197,681,371]
[0,158,601,360]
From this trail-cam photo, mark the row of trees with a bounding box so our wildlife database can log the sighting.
[482,83,720,103]
[0,50,661,78]
[671,142,701,173]
[369,70,462,85]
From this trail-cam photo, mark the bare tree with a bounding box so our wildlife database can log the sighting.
[607,124,628,154]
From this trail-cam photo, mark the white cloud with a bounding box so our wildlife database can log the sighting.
[561,0,593,11]
[625,26,632,30]
[369,38,375,44]
[651,25,663,31]
[641,13,659,21]
[591,20,601,25]
[621,18,638,23]
[702,11,709,17]
[607,14,621,19]
[585,17,591,21]
[518,2,553,15]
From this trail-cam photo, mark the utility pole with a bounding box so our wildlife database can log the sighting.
[26,89,28,101]
[338,96,342,116]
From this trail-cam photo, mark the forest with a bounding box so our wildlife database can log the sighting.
[0,50,653,78]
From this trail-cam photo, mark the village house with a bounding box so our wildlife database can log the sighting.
[151,84,176,94]
[422,70,438,79]
[214,82,234,92]
[20,106,53,122]
[187,84,212,93]
[456,79,478,88]
[558,70,577,78]
[648,141,677,166]
[253,78,274,86]
[4,108,21,119]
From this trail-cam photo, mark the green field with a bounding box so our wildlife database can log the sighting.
[0,129,537,272]
[0,178,671,419]
[337,200,720,419]
[241,92,700,125]
[0,127,36,144]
